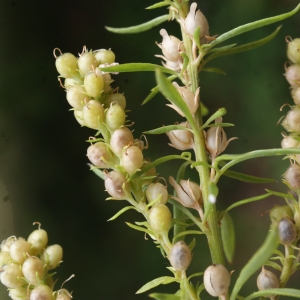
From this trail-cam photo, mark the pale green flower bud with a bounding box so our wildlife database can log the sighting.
[82,100,105,129]
[105,103,126,131]
[27,226,48,255]
[149,204,172,233]
[10,238,32,264]
[22,256,44,285]
[66,85,90,110]
[95,49,116,64]
[55,51,78,78]
[84,71,104,98]
[9,287,29,300]
[74,110,84,126]
[78,50,98,76]
[42,244,63,270]
[287,37,300,63]
[105,93,126,110]
[87,142,114,168]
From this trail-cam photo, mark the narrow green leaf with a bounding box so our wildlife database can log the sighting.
[172,230,204,244]
[223,170,276,184]
[136,276,178,294]
[126,222,152,235]
[193,26,202,49]
[149,293,181,300]
[155,69,195,127]
[146,2,170,9]
[188,272,203,280]
[208,44,237,53]
[203,26,281,65]
[188,238,196,252]
[206,122,234,128]
[230,224,279,300]
[100,63,176,75]
[205,5,300,49]
[89,164,104,180]
[244,288,300,300]
[264,260,283,272]
[201,67,226,75]
[144,125,192,135]
[201,108,227,129]
[216,148,300,176]
[265,189,295,200]
[105,15,169,34]
[220,211,235,264]
[107,206,137,221]
[225,193,272,213]
[130,154,192,180]
[142,75,177,105]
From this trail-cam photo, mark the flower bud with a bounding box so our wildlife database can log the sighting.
[169,241,192,271]
[64,78,77,88]
[22,256,44,284]
[257,267,279,298]
[84,71,104,98]
[66,85,90,110]
[149,204,172,233]
[30,285,54,300]
[82,100,105,129]
[110,127,134,155]
[105,103,126,131]
[146,182,168,205]
[95,49,116,64]
[1,236,16,252]
[159,29,183,62]
[78,51,98,76]
[27,228,48,255]
[278,217,297,245]
[74,110,84,126]
[105,93,126,110]
[169,176,202,209]
[104,171,128,199]
[55,52,78,78]
[291,87,300,105]
[184,2,209,44]
[287,38,300,63]
[166,122,193,150]
[0,263,23,288]
[56,289,72,300]
[285,64,300,87]
[206,122,228,157]
[203,264,231,297]
[87,142,113,168]
[9,287,29,300]
[121,145,143,175]
[10,238,32,264]
[284,164,300,191]
[0,251,11,268]
[269,205,293,224]
[281,134,300,148]
[283,107,300,132]
[42,244,63,270]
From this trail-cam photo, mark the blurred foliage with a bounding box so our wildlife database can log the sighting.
[0,0,299,299]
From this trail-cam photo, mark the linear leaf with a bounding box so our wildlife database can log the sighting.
[204,5,300,49]
[201,67,226,75]
[130,154,192,180]
[230,224,279,300]
[105,15,169,34]
[225,193,272,213]
[136,276,178,294]
[244,288,300,300]
[89,164,105,180]
[201,108,227,129]
[126,222,152,235]
[155,69,195,127]
[144,125,192,135]
[100,63,176,75]
[149,293,181,300]
[223,170,276,183]
[146,2,170,9]
[172,230,204,243]
[107,206,138,221]
[142,75,177,105]
[204,26,282,65]
[220,211,235,264]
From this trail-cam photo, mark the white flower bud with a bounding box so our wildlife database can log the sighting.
[169,241,192,271]
[9,287,29,300]
[257,267,279,298]
[159,29,183,62]
[166,122,193,150]
[0,263,23,288]
[285,64,300,87]
[10,238,32,264]
[110,127,134,155]
[291,87,300,105]
[184,3,209,44]
[284,164,300,191]
[203,264,231,297]
[0,251,11,268]
[66,85,90,110]
[30,285,54,300]
[22,256,44,285]
[281,134,300,148]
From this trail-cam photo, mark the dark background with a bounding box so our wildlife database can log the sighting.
[0,0,300,299]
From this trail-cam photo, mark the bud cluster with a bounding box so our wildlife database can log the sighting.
[0,223,71,300]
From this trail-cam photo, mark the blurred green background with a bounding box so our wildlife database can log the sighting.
[0,0,300,299]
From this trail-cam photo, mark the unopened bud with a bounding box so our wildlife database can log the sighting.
[121,145,143,175]
[287,37,300,64]
[146,182,168,205]
[149,204,172,233]
[110,127,134,155]
[285,64,300,87]
[284,164,300,191]
[257,267,279,298]
[278,217,297,245]
[166,122,193,150]
[104,171,128,199]
[169,241,191,271]
[159,29,183,62]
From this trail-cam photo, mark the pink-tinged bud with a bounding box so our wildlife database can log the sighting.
[121,145,144,175]
[184,2,209,44]
[158,29,183,62]
[84,71,104,98]
[283,107,300,133]
[29,285,54,300]
[281,133,300,148]
[284,164,300,191]
[285,63,300,87]
[104,171,128,199]
[166,122,193,150]
[110,127,134,155]
[169,176,202,209]
[87,142,114,168]
[169,241,192,271]
[257,267,279,298]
